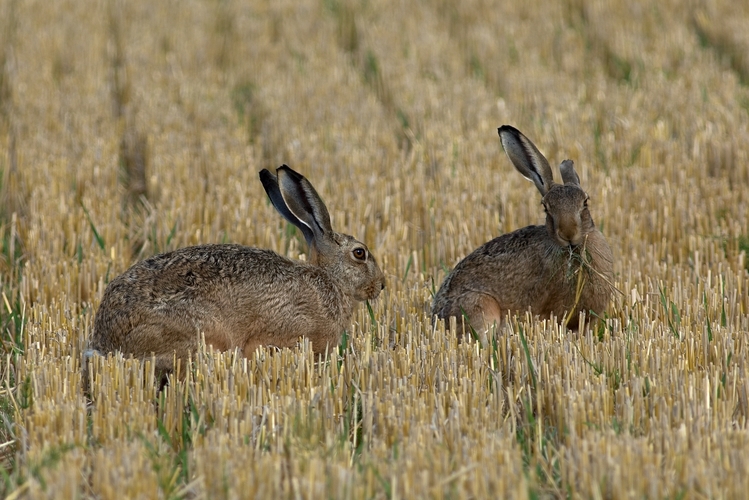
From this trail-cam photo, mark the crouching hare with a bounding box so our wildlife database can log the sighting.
[88,165,386,377]
[432,125,613,334]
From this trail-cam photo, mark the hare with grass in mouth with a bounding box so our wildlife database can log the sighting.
[432,125,614,334]
[88,165,386,376]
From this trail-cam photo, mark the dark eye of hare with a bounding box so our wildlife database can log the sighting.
[352,248,367,261]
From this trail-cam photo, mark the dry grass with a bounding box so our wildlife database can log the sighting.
[1,0,748,497]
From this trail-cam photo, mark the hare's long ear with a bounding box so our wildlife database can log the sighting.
[559,160,581,186]
[498,125,555,195]
[275,165,333,246]
[259,166,316,247]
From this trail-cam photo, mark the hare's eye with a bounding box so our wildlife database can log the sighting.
[352,248,367,261]
[583,197,590,208]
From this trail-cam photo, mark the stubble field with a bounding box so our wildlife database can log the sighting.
[1,0,749,498]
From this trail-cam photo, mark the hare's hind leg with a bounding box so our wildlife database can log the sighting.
[457,294,504,344]
[125,318,200,358]
[436,293,499,335]
[476,294,503,332]
[119,318,203,388]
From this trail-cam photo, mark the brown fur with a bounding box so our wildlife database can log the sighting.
[88,166,385,376]
[432,125,614,334]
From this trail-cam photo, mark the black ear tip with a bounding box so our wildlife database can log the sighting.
[498,124,520,136]
[278,165,307,182]
[259,169,275,182]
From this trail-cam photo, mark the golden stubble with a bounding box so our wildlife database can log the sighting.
[1,0,748,498]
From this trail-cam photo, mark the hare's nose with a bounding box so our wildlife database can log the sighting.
[557,219,582,244]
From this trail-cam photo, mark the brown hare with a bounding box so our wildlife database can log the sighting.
[432,125,613,334]
[88,165,386,376]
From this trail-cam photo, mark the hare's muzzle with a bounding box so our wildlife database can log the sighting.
[369,273,386,300]
[556,228,583,247]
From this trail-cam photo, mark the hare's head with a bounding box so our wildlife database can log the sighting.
[259,165,385,301]
[499,125,596,248]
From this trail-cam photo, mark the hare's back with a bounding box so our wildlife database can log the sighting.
[434,225,556,315]
[113,244,295,298]
[451,225,552,281]
[92,245,294,334]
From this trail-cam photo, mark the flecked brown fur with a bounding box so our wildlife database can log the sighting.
[89,165,386,376]
[432,125,614,334]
